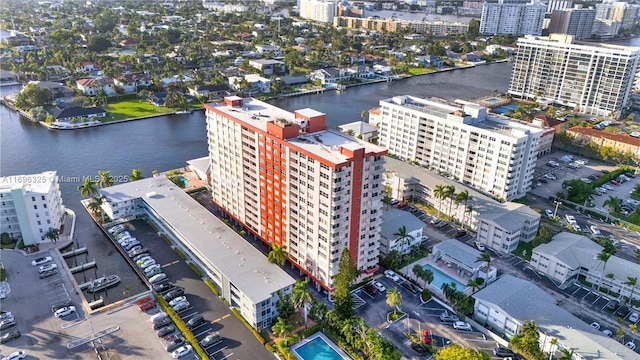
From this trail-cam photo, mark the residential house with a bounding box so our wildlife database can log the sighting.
[282,75,308,86]
[115,61,134,72]
[384,157,541,253]
[187,84,231,99]
[338,121,378,143]
[473,275,638,359]
[292,44,312,54]
[248,59,286,76]
[462,52,482,62]
[228,74,272,95]
[346,65,375,79]
[379,208,425,255]
[414,55,444,68]
[76,78,116,96]
[530,232,640,301]
[566,126,640,158]
[309,67,351,84]
[25,80,74,100]
[51,106,106,123]
[373,64,392,75]
[431,240,497,284]
[254,44,282,57]
[119,39,138,48]
[75,62,102,74]
[113,73,153,93]
[160,75,193,88]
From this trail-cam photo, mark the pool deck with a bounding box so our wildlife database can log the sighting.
[401,257,471,295]
[290,332,352,360]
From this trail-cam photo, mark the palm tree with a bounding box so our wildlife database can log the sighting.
[444,185,456,217]
[420,268,434,287]
[603,196,622,213]
[268,244,287,265]
[97,170,113,188]
[597,251,611,291]
[382,194,392,210]
[433,184,446,217]
[455,190,471,221]
[557,349,574,360]
[624,276,637,304]
[466,204,474,228]
[393,226,414,256]
[291,279,313,327]
[130,168,144,181]
[271,317,293,338]
[44,228,60,243]
[77,177,98,198]
[386,287,402,316]
[476,252,492,287]
[122,285,131,296]
[549,337,558,360]
[467,278,481,294]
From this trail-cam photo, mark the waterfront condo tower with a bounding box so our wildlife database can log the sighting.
[377,95,543,201]
[205,96,387,291]
[0,171,65,246]
[509,34,640,118]
[480,0,546,35]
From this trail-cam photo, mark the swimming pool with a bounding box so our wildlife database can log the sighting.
[485,98,500,103]
[492,104,518,115]
[422,264,466,291]
[178,176,189,187]
[291,332,351,360]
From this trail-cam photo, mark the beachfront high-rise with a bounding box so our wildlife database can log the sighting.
[509,34,640,118]
[0,171,65,246]
[377,96,543,201]
[480,0,546,35]
[205,96,387,291]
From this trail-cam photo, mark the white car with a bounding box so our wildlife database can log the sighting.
[149,273,167,284]
[172,301,190,312]
[31,256,52,266]
[384,270,401,282]
[38,264,57,273]
[565,214,577,225]
[629,312,639,323]
[602,329,612,337]
[1,351,26,360]
[54,306,76,318]
[172,345,193,358]
[139,259,156,269]
[625,341,636,351]
[453,321,472,331]
[108,225,125,234]
[371,281,386,292]
[543,173,557,180]
[144,264,161,274]
[135,256,152,265]
[545,209,554,218]
[474,242,485,251]
[590,322,600,330]
[573,224,582,233]
[169,296,187,307]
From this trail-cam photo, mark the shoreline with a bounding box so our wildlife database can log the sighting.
[3,60,509,130]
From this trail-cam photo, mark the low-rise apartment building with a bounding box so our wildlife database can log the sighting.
[384,157,540,253]
[379,208,425,255]
[98,176,296,330]
[0,171,65,246]
[566,126,640,158]
[333,16,469,36]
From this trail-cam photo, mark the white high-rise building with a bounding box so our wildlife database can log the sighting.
[480,0,546,35]
[205,96,387,291]
[0,171,65,246]
[377,96,542,201]
[509,34,640,118]
[546,0,572,14]
[595,1,639,31]
[299,0,336,23]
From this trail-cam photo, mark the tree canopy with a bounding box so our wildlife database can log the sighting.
[434,344,491,360]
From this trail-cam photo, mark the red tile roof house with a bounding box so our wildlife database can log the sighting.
[114,73,153,93]
[566,126,640,157]
[119,39,139,48]
[76,78,116,96]
[75,62,102,74]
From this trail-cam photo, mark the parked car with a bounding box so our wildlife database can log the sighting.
[144,264,161,274]
[455,230,467,239]
[139,300,157,311]
[440,311,459,322]
[150,312,168,323]
[474,242,485,251]
[135,256,152,265]
[615,306,630,317]
[434,221,448,229]
[494,347,516,357]
[153,317,173,330]
[602,329,612,337]
[172,301,190,312]
[200,332,223,348]
[1,351,26,360]
[565,214,577,225]
[154,283,176,293]
[39,269,58,279]
[164,288,185,301]
[624,341,636,351]
[0,330,21,344]
[543,173,557,180]
[51,300,74,312]
[149,273,167,284]
[108,224,125,234]
[172,345,193,359]
[145,268,162,279]
[31,256,52,266]
[545,209,554,218]
[169,296,187,307]
[0,319,16,330]
[371,280,386,292]
[133,254,151,263]
[589,225,602,238]
[54,306,76,318]
[363,283,378,295]
[186,315,206,330]
[38,264,57,273]
[590,322,600,330]
[384,270,401,282]
[411,342,429,355]
[166,337,186,352]
[128,248,149,258]
[453,321,472,331]
[629,312,639,323]
[139,259,157,269]
[156,325,175,338]
[421,329,431,344]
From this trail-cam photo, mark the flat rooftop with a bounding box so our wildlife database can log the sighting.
[207,98,386,165]
[99,176,295,304]
[0,171,57,194]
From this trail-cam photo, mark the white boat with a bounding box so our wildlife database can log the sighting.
[87,275,121,293]
[174,110,192,115]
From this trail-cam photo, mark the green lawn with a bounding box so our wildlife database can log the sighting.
[102,99,176,121]
[407,67,434,75]
[512,241,534,261]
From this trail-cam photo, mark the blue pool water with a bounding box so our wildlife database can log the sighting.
[178,176,189,187]
[422,264,466,291]
[485,98,500,103]
[492,104,518,115]
[293,336,347,360]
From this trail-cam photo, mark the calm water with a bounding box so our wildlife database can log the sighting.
[0,63,511,299]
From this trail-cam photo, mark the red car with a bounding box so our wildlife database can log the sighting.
[139,300,156,311]
[421,329,431,344]
[134,295,152,305]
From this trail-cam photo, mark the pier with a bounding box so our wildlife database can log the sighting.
[70,260,97,274]
[61,247,88,258]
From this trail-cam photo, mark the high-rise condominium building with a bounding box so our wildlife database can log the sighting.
[0,171,65,246]
[299,0,336,23]
[548,8,596,40]
[480,0,546,35]
[595,1,639,31]
[509,34,640,118]
[546,0,572,14]
[377,96,543,201]
[205,96,387,291]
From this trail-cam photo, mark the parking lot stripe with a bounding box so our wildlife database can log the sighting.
[218,352,234,360]
[162,260,181,267]
[211,313,231,323]
[208,346,228,356]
